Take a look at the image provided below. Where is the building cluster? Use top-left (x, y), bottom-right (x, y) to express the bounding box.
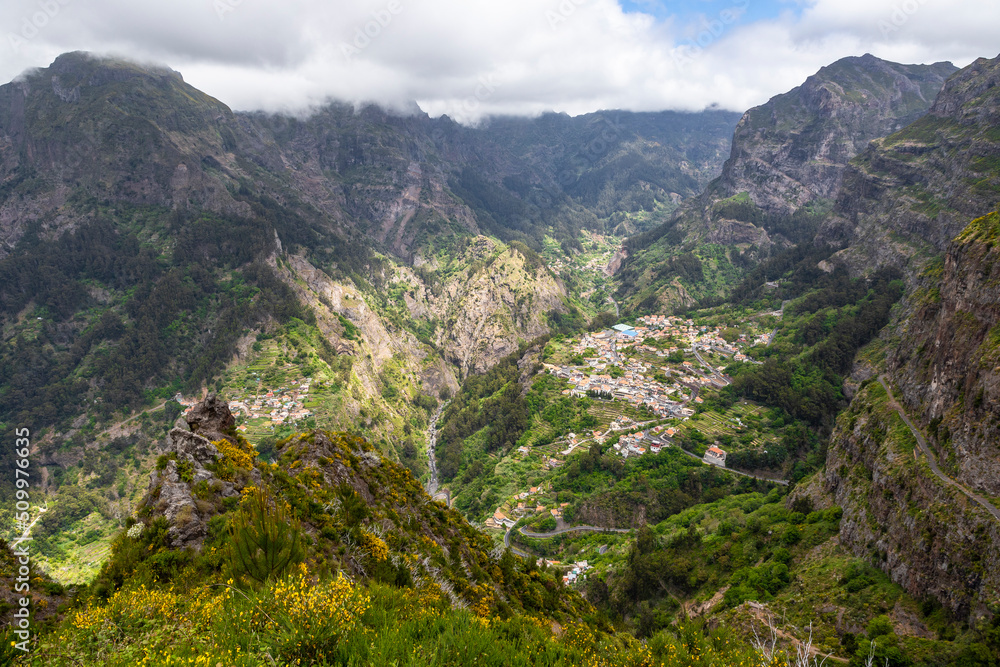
top-left (547, 559), bottom-right (589, 585)
top-left (227, 378), bottom-right (315, 427)
top-left (484, 484), bottom-right (556, 529)
top-left (610, 424), bottom-right (682, 459)
top-left (637, 315), bottom-right (763, 362)
top-left (549, 317), bottom-right (766, 421)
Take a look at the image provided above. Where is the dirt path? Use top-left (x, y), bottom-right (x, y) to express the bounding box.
top-left (93, 401), bottom-right (168, 442)
top-left (878, 376), bottom-right (1000, 524)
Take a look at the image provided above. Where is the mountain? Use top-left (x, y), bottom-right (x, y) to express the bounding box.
top-left (820, 55), bottom-right (1000, 273)
top-left (0, 51), bottom-right (739, 582)
top-left (614, 55), bottom-right (957, 311)
top-left (5, 48), bottom-right (1000, 666)
top-left (815, 54), bottom-right (1000, 620)
top-left (0, 51), bottom-right (739, 433)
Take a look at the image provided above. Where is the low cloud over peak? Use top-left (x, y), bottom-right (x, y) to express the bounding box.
top-left (2, 0), bottom-right (997, 123)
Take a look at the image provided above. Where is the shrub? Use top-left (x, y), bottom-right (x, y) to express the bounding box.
top-left (226, 487), bottom-right (305, 587)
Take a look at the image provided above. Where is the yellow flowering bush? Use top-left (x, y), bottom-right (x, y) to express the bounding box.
top-left (213, 438), bottom-right (255, 470)
top-left (252, 566), bottom-right (371, 664)
top-left (360, 530), bottom-right (389, 562)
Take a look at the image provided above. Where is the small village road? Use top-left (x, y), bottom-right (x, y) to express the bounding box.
top-left (878, 376), bottom-right (1000, 524)
top-left (503, 525), bottom-right (533, 558)
top-left (675, 446), bottom-right (789, 486)
top-left (519, 525), bottom-right (632, 539)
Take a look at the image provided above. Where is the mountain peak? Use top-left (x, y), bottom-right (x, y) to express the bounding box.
top-left (40, 51), bottom-right (184, 87)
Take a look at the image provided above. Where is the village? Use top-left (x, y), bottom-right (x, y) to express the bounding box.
top-left (175, 377), bottom-right (315, 431)
top-left (481, 315), bottom-right (761, 573)
top-left (550, 315), bottom-right (766, 423)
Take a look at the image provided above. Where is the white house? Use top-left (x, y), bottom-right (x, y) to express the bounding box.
top-left (703, 446), bottom-right (727, 467)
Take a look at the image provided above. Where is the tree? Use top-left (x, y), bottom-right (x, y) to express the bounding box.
top-left (227, 487), bottom-right (305, 587)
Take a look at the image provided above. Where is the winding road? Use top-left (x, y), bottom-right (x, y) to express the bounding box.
top-left (503, 523), bottom-right (631, 558)
top-left (691, 346), bottom-right (730, 386)
top-left (503, 525), bottom-right (533, 558)
top-left (673, 445), bottom-right (789, 486)
top-left (878, 375), bottom-right (1000, 524)
top-left (518, 524), bottom-right (632, 539)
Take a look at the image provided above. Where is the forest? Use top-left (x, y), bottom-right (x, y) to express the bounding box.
top-left (0, 208), bottom-right (312, 485)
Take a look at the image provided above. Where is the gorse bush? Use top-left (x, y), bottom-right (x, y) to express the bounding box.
top-left (20, 567), bottom-right (770, 666)
top-left (226, 486), bottom-right (305, 587)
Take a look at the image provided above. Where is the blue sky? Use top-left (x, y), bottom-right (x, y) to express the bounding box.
top-left (618, 0), bottom-right (799, 25)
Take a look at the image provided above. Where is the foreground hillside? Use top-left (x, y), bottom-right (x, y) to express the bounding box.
top-left (3, 397), bottom-right (772, 667)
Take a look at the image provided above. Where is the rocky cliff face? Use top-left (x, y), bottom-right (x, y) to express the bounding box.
top-left (822, 54), bottom-right (1000, 276)
top-left (718, 55), bottom-right (956, 220)
top-left (673, 55), bottom-right (957, 246)
top-left (823, 379), bottom-right (1000, 620)
top-left (882, 212), bottom-right (1000, 498)
top-left (401, 237), bottom-right (567, 376)
top-left (614, 55), bottom-right (955, 312)
top-left (817, 57), bottom-right (1000, 619)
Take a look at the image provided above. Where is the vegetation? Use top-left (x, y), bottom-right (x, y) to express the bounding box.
top-left (226, 486), bottom-right (305, 586)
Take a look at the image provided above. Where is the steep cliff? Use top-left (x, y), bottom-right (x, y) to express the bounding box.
top-left (822, 54), bottom-right (1000, 275)
top-left (615, 55), bottom-right (956, 310)
top-left (883, 212), bottom-right (1000, 497)
top-left (816, 57), bottom-right (1000, 625)
top-left (823, 378), bottom-right (1000, 620)
top-left (677, 54), bottom-right (954, 241)
top-left (717, 55), bottom-right (956, 221)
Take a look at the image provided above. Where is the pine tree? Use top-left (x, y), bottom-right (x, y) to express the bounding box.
top-left (227, 487), bottom-right (305, 587)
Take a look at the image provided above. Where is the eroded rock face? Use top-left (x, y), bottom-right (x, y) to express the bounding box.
top-left (185, 394), bottom-right (236, 445)
top-left (823, 212), bottom-right (1000, 621)
top-left (167, 428), bottom-right (223, 467)
top-left (885, 214), bottom-right (1000, 497)
top-left (823, 380), bottom-right (1000, 621)
top-left (144, 401), bottom-right (243, 549)
top-left (615, 55), bottom-right (956, 311)
top-left (821, 54), bottom-right (1000, 276)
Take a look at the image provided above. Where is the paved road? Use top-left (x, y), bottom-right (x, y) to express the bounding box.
top-left (519, 524), bottom-right (632, 539)
top-left (675, 446), bottom-right (789, 486)
top-left (691, 347), bottom-right (730, 386)
top-left (878, 376), bottom-right (1000, 524)
top-left (503, 525), bottom-right (533, 558)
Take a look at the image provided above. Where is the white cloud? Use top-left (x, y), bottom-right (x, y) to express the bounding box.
top-left (0, 0), bottom-right (997, 122)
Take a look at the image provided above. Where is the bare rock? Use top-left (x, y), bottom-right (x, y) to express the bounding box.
top-left (185, 394), bottom-right (236, 444)
top-left (166, 428), bottom-right (222, 467)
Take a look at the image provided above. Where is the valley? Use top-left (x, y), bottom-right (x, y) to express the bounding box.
top-left (1, 49), bottom-right (999, 667)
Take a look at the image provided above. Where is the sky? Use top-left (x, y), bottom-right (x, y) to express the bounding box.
top-left (1, 0), bottom-right (997, 123)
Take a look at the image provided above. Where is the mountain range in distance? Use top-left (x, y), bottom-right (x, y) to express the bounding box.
top-left (0, 49), bottom-right (999, 667)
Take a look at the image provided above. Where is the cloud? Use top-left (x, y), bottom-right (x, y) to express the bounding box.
top-left (1, 0), bottom-right (997, 122)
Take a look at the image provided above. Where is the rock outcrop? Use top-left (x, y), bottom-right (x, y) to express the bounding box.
top-left (143, 397), bottom-right (247, 549)
top-left (884, 212), bottom-right (1000, 496)
top-left (184, 394), bottom-right (237, 445)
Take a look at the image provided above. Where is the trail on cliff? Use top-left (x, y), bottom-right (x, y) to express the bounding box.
top-left (878, 376), bottom-right (1000, 525)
